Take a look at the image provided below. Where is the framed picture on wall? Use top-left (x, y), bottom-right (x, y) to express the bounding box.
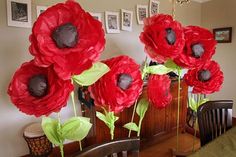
top-left (89, 12), bottom-right (102, 22)
top-left (213, 27), bottom-right (232, 43)
top-left (7, 0), bottom-right (32, 28)
top-left (136, 5), bottom-right (148, 25)
top-left (121, 9), bottom-right (133, 32)
top-left (105, 11), bottom-right (120, 34)
top-left (36, 6), bottom-right (47, 18)
top-left (149, 0), bottom-right (160, 17)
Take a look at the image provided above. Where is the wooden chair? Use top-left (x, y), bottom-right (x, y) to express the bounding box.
top-left (72, 138), bottom-right (140, 157)
top-left (197, 100), bottom-right (233, 146)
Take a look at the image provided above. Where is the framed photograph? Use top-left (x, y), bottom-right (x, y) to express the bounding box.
top-left (105, 11), bottom-right (120, 34)
top-left (149, 0), bottom-right (160, 17)
top-left (121, 9), bottom-right (133, 32)
top-left (89, 12), bottom-right (102, 22)
top-left (37, 6), bottom-right (47, 18)
top-left (136, 5), bottom-right (148, 25)
top-left (213, 27), bottom-right (232, 43)
top-left (7, 0), bottom-right (32, 28)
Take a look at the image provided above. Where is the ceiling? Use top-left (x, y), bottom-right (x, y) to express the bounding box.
top-left (191, 0), bottom-right (212, 3)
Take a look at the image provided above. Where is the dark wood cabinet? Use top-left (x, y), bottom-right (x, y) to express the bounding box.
top-left (83, 80), bottom-right (188, 147)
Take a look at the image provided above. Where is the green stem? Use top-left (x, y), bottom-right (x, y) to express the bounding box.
top-left (71, 91), bottom-right (77, 117)
top-left (137, 118), bottom-right (143, 137)
top-left (59, 144), bottom-right (64, 157)
top-left (128, 100), bottom-right (138, 137)
top-left (110, 127), bottom-right (115, 140)
top-left (79, 141), bottom-right (83, 151)
top-left (176, 68), bottom-right (182, 151)
top-left (57, 113), bottom-right (64, 157)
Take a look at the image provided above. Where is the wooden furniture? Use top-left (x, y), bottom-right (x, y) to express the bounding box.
top-left (72, 138), bottom-right (140, 157)
top-left (83, 80), bottom-right (188, 147)
top-left (189, 127), bottom-right (236, 157)
top-left (197, 100), bottom-right (233, 146)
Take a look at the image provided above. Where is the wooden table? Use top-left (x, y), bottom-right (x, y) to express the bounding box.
top-left (188, 127), bottom-right (236, 157)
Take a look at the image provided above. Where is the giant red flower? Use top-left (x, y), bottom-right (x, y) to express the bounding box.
top-left (147, 74), bottom-right (172, 109)
top-left (184, 61), bottom-right (223, 94)
top-left (30, 0), bottom-right (105, 80)
top-left (174, 26), bottom-right (217, 69)
top-left (89, 55), bottom-right (143, 113)
top-left (8, 61), bottom-right (74, 117)
top-left (140, 14), bottom-right (185, 63)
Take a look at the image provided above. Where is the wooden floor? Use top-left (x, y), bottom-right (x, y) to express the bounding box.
top-left (140, 133), bottom-right (200, 157)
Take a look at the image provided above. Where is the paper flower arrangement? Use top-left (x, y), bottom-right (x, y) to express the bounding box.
top-left (8, 1), bottom-right (108, 156)
top-left (7, 1), bottom-right (224, 156)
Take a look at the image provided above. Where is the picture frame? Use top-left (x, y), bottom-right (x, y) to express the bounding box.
top-left (136, 5), bottom-right (148, 25)
top-left (105, 11), bottom-right (120, 34)
top-left (89, 12), bottom-right (102, 22)
top-left (121, 9), bottom-right (133, 32)
top-left (149, 0), bottom-right (160, 17)
top-left (7, 0), bottom-right (32, 28)
top-left (36, 6), bottom-right (47, 18)
top-left (213, 27), bottom-right (232, 43)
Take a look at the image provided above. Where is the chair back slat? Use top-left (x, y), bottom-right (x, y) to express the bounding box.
top-left (197, 100), bottom-right (233, 146)
top-left (72, 138), bottom-right (140, 157)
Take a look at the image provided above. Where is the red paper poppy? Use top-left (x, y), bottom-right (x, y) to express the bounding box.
top-left (174, 26), bottom-right (217, 69)
top-left (140, 14), bottom-right (185, 63)
top-left (30, 0), bottom-right (105, 80)
top-left (147, 74), bottom-right (172, 109)
top-left (184, 61), bottom-right (223, 94)
top-left (8, 61), bottom-right (74, 117)
top-left (89, 55), bottom-right (143, 113)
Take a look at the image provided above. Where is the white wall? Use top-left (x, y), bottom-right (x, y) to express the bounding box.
top-left (201, 0), bottom-right (236, 117)
top-left (0, 0), bottom-right (201, 156)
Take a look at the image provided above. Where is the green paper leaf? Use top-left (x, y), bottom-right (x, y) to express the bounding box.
top-left (72, 62), bottom-right (110, 86)
top-left (61, 117), bottom-right (92, 141)
top-left (145, 65), bottom-right (173, 75)
top-left (136, 98), bottom-right (149, 119)
top-left (96, 111), bottom-right (109, 126)
top-left (189, 97), bottom-right (198, 112)
top-left (199, 98), bottom-right (209, 106)
top-left (123, 122), bottom-right (139, 132)
top-left (41, 117), bottom-right (61, 146)
top-left (96, 111), bottom-right (119, 129)
top-left (164, 59), bottom-right (180, 71)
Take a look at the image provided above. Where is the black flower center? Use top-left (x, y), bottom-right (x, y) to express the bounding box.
top-left (165, 28), bottom-right (176, 45)
top-left (52, 23), bottom-right (78, 49)
top-left (198, 70), bottom-right (211, 82)
top-left (191, 43), bottom-right (204, 58)
top-left (117, 74), bottom-right (133, 90)
top-left (28, 74), bottom-right (48, 98)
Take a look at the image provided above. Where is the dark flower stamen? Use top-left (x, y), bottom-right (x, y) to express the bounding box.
top-left (191, 43), bottom-right (204, 58)
top-left (117, 74), bottom-right (133, 90)
top-left (165, 28), bottom-right (176, 45)
top-left (198, 70), bottom-right (211, 82)
top-left (28, 74), bottom-right (48, 97)
top-left (52, 23), bottom-right (78, 48)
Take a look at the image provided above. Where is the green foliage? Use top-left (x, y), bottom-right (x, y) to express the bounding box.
top-left (96, 111), bottom-right (119, 130)
top-left (144, 65), bottom-right (173, 75)
top-left (96, 110), bottom-right (119, 140)
top-left (42, 116), bottom-right (92, 146)
top-left (136, 98), bottom-right (149, 119)
top-left (72, 62), bottom-right (110, 86)
top-left (123, 122), bottom-right (139, 132)
top-left (42, 117), bottom-right (62, 146)
top-left (61, 117), bottom-right (92, 141)
top-left (164, 59), bottom-right (180, 71)
top-left (188, 97), bottom-right (209, 112)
